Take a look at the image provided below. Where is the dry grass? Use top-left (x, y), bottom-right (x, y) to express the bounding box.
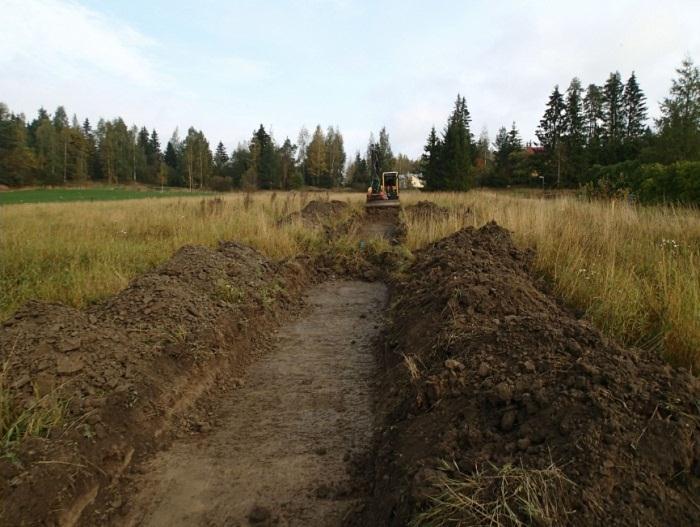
top-left (400, 191), bottom-right (700, 370)
top-left (2, 188), bottom-right (699, 369)
top-left (411, 460), bottom-right (575, 527)
top-left (1, 358), bottom-right (66, 452)
top-left (0, 191), bottom-right (355, 319)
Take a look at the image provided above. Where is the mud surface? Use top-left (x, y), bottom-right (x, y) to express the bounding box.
top-left (356, 223), bottom-right (700, 526)
top-left (359, 207), bottom-right (406, 244)
top-left (118, 281), bottom-right (386, 526)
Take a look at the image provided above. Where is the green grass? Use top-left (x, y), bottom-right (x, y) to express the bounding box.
top-left (0, 187), bottom-right (213, 205)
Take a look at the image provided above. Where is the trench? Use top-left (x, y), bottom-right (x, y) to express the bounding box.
top-left (117, 280), bottom-right (387, 526)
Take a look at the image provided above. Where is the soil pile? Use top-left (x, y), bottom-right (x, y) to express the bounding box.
top-left (357, 222), bottom-right (700, 526)
top-left (280, 199), bottom-right (351, 227)
top-left (0, 242), bottom-right (308, 526)
top-left (404, 200), bottom-right (449, 220)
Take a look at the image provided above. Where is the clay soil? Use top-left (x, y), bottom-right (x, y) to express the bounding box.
top-left (1, 203), bottom-right (699, 527)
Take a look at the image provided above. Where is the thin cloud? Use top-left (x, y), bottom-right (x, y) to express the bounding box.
top-left (0, 0), bottom-right (163, 88)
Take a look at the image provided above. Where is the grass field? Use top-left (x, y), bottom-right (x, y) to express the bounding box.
top-left (2, 190), bottom-right (699, 369)
top-left (0, 187), bottom-right (212, 205)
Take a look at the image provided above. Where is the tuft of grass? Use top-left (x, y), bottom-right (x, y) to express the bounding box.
top-left (1, 361), bottom-right (67, 453)
top-left (412, 460), bottom-right (575, 527)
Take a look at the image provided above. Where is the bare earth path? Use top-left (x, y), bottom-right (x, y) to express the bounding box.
top-left (119, 280), bottom-right (386, 527)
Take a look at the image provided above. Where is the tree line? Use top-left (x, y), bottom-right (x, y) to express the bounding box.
top-left (419, 58), bottom-right (700, 202)
top-left (0, 103), bottom-right (425, 191)
top-left (483, 58), bottom-right (700, 202)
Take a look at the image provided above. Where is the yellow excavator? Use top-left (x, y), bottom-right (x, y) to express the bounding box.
top-left (366, 147), bottom-right (400, 208)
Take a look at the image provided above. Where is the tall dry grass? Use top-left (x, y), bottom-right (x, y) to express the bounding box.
top-left (0, 192), bottom-right (353, 318)
top-left (401, 191), bottom-right (700, 370)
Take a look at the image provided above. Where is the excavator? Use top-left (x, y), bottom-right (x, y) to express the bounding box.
top-left (366, 146), bottom-right (400, 208)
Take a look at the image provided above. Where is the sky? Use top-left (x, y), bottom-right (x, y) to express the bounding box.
top-left (1, 0), bottom-right (699, 158)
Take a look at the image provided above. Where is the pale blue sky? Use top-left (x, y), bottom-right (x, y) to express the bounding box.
top-left (2, 0), bottom-right (699, 157)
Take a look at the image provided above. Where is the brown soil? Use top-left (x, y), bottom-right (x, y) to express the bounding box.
top-left (280, 199), bottom-right (351, 227)
top-left (114, 281), bottom-right (386, 526)
top-left (353, 222), bottom-right (700, 526)
top-left (3, 205), bottom-right (699, 527)
top-left (404, 200), bottom-right (450, 220)
top-left (359, 207), bottom-right (407, 245)
top-left (0, 242), bottom-right (308, 526)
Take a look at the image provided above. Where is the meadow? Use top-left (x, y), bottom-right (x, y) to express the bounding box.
top-left (1, 190), bottom-right (698, 369)
top-left (0, 186), bottom-right (212, 205)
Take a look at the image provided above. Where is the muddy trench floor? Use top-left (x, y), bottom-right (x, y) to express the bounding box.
top-left (116, 280), bottom-right (387, 527)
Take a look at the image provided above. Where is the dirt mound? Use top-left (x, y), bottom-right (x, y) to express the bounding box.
top-left (404, 200), bottom-right (449, 220)
top-left (0, 242), bottom-right (308, 526)
top-left (280, 199), bottom-right (350, 226)
top-left (355, 223), bottom-right (700, 526)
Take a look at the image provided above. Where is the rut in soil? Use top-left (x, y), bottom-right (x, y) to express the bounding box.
top-left (118, 280), bottom-right (386, 526)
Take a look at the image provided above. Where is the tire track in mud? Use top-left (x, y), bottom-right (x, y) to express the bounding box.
top-left (118, 280), bottom-right (386, 526)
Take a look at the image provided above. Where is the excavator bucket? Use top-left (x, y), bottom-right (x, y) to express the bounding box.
top-left (365, 199), bottom-right (400, 208)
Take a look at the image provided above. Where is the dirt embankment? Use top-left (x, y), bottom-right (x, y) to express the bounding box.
top-left (0, 242), bottom-right (309, 526)
top-left (355, 222), bottom-right (700, 526)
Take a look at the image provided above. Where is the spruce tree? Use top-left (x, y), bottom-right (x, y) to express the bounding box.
top-left (441, 94), bottom-right (473, 190)
top-left (602, 71), bottom-right (625, 162)
top-left (421, 126), bottom-right (442, 190)
top-left (536, 85), bottom-right (565, 186)
top-left (252, 125), bottom-right (277, 189)
top-left (583, 84), bottom-right (604, 164)
top-left (657, 57), bottom-right (700, 162)
top-left (562, 78), bottom-right (586, 185)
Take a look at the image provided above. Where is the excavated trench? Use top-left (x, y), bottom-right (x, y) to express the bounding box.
top-left (1, 201), bottom-right (698, 527)
top-left (116, 281), bottom-right (386, 526)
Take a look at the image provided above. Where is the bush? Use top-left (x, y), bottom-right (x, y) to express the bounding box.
top-left (210, 175), bottom-right (232, 192)
top-left (584, 161), bottom-right (700, 204)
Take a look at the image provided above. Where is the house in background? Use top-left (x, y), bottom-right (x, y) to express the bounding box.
top-left (399, 173), bottom-right (424, 189)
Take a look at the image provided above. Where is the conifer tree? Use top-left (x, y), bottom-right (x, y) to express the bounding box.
top-left (657, 57), bottom-right (700, 162)
top-left (213, 141), bottom-right (229, 176)
top-left (536, 85), bottom-right (565, 185)
top-left (421, 126), bottom-right (443, 190)
top-left (441, 94), bottom-right (473, 190)
top-left (602, 71), bottom-right (625, 162)
top-left (562, 78), bottom-right (586, 185)
top-left (583, 84), bottom-right (604, 164)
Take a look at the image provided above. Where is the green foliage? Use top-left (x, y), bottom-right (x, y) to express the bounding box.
top-left (583, 160), bottom-right (700, 203)
top-left (656, 58), bottom-right (700, 163)
top-left (422, 95), bottom-right (473, 190)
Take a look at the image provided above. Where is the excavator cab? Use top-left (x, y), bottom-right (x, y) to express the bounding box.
top-left (366, 171), bottom-right (400, 208)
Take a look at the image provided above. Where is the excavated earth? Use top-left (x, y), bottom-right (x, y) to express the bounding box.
top-left (352, 222), bottom-right (700, 526)
top-left (1, 202), bottom-right (699, 527)
top-left (0, 242), bottom-right (309, 526)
